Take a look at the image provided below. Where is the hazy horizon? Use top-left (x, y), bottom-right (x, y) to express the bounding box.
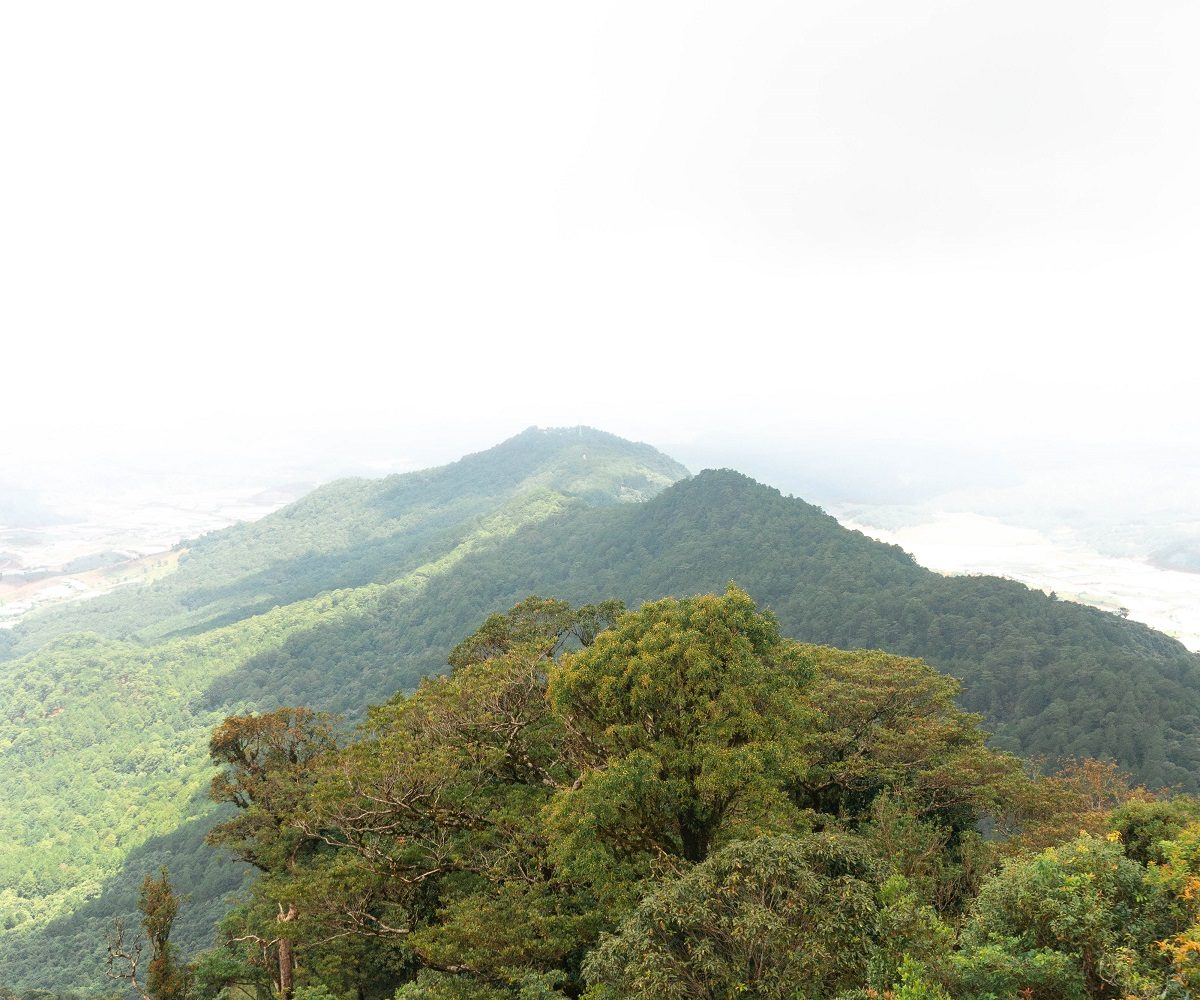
top-left (6, 423), bottom-right (1200, 652)
top-left (4, 1), bottom-right (1198, 633)
top-left (4, 1), bottom-right (1197, 498)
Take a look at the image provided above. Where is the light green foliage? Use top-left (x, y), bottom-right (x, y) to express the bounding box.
top-left (0, 431), bottom-right (683, 991)
top-left (548, 587), bottom-right (815, 866)
top-left (0, 616), bottom-right (300, 932)
top-left (867, 876), bottom-right (954, 991)
top-left (952, 943), bottom-right (1090, 1000)
top-left (1108, 796), bottom-right (1200, 866)
top-left (957, 834), bottom-right (1174, 999)
top-left (888, 960), bottom-right (954, 1000)
top-left (1143, 820), bottom-right (1200, 990)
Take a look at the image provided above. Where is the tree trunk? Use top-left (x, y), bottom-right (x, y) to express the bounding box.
top-left (277, 903), bottom-right (297, 1000)
top-left (679, 814), bottom-right (712, 863)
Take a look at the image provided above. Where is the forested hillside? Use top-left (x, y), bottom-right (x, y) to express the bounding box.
top-left (4, 430), bottom-right (1200, 993)
top-left (205, 468), bottom-right (1200, 780)
top-left (0, 429), bottom-right (687, 988)
top-left (0, 428), bottom-right (686, 659)
top-left (16, 590), bottom-right (1200, 1000)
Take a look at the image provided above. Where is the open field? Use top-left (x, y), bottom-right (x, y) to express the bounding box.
top-left (0, 547), bottom-right (184, 627)
top-left (0, 483), bottom-right (301, 628)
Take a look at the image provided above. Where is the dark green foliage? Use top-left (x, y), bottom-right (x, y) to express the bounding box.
top-left (239, 592), bottom-right (1034, 999)
top-left (196, 469), bottom-right (1200, 792)
top-left (6, 590), bottom-right (1200, 999)
top-left (180, 591), bottom-right (1200, 1000)
top-left (581, 834), bottom-right (880, 1000)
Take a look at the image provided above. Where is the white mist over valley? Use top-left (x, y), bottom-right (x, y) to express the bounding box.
top-left (838, 509), bottom-right (1200, 652)
top-left (0, 481), bottom-right (300, 627)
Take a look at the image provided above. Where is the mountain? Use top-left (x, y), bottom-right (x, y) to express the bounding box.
top-left (4, 429), bottom-right (1200, 992)
top-left (0, 427), bottom-right (687, 660)
top-left (0, 428), bottom-right (687, 988)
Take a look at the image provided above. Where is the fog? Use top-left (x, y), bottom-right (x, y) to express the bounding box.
top-left (3, 2), bottom-right (1198, 596)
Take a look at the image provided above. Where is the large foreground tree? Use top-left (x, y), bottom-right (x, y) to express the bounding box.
top-left (231, 588), bottom-right (1039, 997)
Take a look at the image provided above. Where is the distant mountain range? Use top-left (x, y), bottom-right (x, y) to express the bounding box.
top-left (4, 427), bottom-right (1199, 991)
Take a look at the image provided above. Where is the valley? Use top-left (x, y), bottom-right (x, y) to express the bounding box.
top-left (0, 484), bottom-right (303, 629)
top-left (838, 508), bottom-right (1200, 652)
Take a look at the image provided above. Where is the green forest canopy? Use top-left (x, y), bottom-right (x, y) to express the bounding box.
top-left (4, 429), bottom-right (1200, 993)
top-left (16, 589), bottom-right (1200, 1000)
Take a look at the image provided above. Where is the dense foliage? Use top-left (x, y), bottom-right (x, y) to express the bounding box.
top-left (5, 431), bottom-right (1200, 994)
top-left (10, 589), bottom-right (1198, 1000)
top-left (186, 468), bottom-right (1200, 786)
top-left (195, 590), bottom-right (1046, 999)
top-left (0, 431), bottom-right (685, 982)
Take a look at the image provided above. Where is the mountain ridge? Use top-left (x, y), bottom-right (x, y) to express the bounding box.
top-left (0, 426), bottom-right (687, 659)
top-left (4, 433), bottom-right (1200, 991)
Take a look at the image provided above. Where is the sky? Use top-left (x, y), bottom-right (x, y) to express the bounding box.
top-left (3, 1), bottom-right (1198, 493)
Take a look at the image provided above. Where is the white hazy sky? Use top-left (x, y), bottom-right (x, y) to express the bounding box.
top-left (3, 1), bottom-right (1198, 486)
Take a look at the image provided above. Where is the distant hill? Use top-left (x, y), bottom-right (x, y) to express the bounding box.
top-left (201, 467), bottom-right (1199, 777)
top-left (0, 427), bottom-right (687, 659)
top-left (4, 431), bottom-right (1200, 992)
top-left (0, 484), bottom-right (62, 530)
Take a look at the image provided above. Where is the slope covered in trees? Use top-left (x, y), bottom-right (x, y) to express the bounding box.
top-left (4, 430), bottom-right (1200, 992)
top-left (202, 467), bottom-right (1200, 783)
top-left (18, 591), bottom-right (1200, 1000)
top-left (0, 428), bottom-right (686, 659)
top-left (0, 429), bottom-right (687, 986)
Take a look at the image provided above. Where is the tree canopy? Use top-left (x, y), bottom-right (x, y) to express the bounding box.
top-left (6, 437), bottom-right (1200, 992)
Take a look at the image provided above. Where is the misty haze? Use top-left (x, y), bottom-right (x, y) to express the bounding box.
top-left (3, 2), bottom-right (1199, 998)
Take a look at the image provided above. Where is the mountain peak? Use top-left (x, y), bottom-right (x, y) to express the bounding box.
top-left (447, 426), bottom-right (690, 504)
